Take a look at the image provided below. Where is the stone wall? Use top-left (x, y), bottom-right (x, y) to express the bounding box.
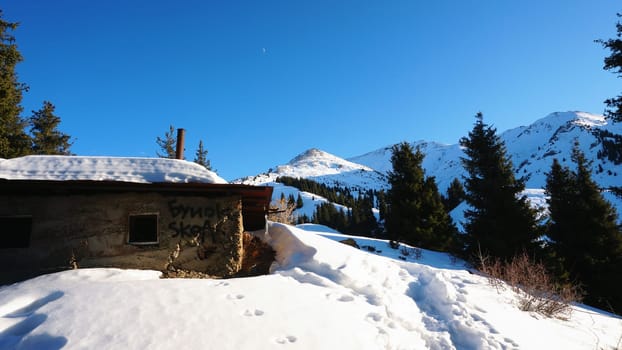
top-left (0, 192), bottom-right (245, 282)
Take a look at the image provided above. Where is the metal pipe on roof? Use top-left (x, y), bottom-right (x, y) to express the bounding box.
top-left (176, 128), bottom-right (185, 160)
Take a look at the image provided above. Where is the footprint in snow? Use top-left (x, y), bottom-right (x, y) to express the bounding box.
top-left (325, 293), bottom-right (355, 302)
top-left (504, 337), bottom-right (520, 348)
top-left (274, 335), bottom-right (297, 344)
top-left (226, 294), bottom-right (245, 300)
top-left (243, 309), bottom-right (264, 317)
top-left (365, 312), bottom-right (383, 323)
top-left (338, 295), bottom-right (354, 302)
top-left (471, 313), bottom-right (500, 334)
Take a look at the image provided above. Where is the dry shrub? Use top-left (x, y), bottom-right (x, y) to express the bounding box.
top-left (237, 232), bottom-right (276, 277)
top-left (268, 198), bottom-right (296, 224)
top-left (476, 251), bottom-right (505, 293)
top-left (400, 246), bottom-right (411, 256)
top-left (413, 247), bottom-right (423, 260)
top-left (399, 246), bottom-right (423, 260)
top-left (476, 250), bottom-right (581, 319)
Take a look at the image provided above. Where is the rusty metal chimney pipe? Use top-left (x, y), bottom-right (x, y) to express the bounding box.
top-left (176, 128), bottom-right (185, 160)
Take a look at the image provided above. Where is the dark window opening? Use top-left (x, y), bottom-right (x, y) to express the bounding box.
top-left (129, 214), bottom-right (158, 245)
top-left (0, 216), bottom-right (32, 248)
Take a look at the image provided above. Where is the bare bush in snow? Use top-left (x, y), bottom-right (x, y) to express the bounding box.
top-left (476, 250), bottom-right (581, 319)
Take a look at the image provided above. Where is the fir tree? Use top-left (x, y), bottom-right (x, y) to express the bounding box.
top-left (442, 178), bottom-right (466, 212)
top-left (29, 101), bottom-right (73, 155)
top-left (296, 214), bottom-right (311, 225)
top-left (287, 194), bottom-right (296, 207)
top-left (386, 142), bottom-right (457, 252)
top-left (193, 139), bottom-right (211, 170)
top-left (376, 190), bottom-right (387, 223)
top-left (460, 113), bottom-right (541, 261)
top-left (545, 144), bottom-right (622, 312)
top-left (156, 125), bottom-right (176, 159)
top-left (349, 192), bottom-right (377, 235)
top-left (596, 13), bottom-right (622, 122)
top-left (0, 12), bottom-right (30, 158)
top-left (296, 193), bottom-right (304, 209)
top-left (544, 159), bottom-right (575, 265)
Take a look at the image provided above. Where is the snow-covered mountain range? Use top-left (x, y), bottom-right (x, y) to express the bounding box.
top-left (238, 111), bottom-right (622, 220)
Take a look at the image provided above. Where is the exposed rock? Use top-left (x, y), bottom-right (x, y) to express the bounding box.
top-left (235, 232), bottom-right (276, 277)
top-left (339, 238), bottom-right (360, 249)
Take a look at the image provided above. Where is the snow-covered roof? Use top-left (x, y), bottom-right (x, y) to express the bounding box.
top-left (0, 155), bottom-right (227, 184)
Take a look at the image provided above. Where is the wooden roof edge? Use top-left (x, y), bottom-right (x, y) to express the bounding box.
top-left (0, 178), bottom-right (269, 188)
top-left (0, 179), bottom-right (273, 203)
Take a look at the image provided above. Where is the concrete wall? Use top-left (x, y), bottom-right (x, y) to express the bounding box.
top-left (0, 192), bottom-right (245, 282)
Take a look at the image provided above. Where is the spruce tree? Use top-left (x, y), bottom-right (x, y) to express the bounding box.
top-left (30, 101), bottom-right (73, 155)
top-left (376, 190), bottom-right (387, 223)
top-left (442, 178), bottom-right (466, 212)
top-left (386, 142), bottom-right (457, 251)
top-left (156, 125), bottom-right (176, 158)
top-left (360, 192), bottom-right (378, 235)
top-left (193, 139), bottom-right (211, 170)
top-left (287, 194), bottom-right (296, 207)
top-left (296, 193), bottom-right (304, 209)
top-left (349, 193), bottom-right (377, 236)
top-left (544, 159), bottom-right (576, 274)
top-left (545, 144), bottom-right (622, 312)
top-left (460, 113), bottom-right (541, 261)
top-left (596, 13), bottom-right (622, 122)
top-left (0, 11), bottom-right (30, 158)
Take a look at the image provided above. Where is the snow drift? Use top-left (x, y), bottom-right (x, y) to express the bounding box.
top-left (0, 223), bottom-right (619, 349)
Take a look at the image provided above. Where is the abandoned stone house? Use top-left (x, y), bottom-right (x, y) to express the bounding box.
top-left (0, 155), bottom-right (273, 283)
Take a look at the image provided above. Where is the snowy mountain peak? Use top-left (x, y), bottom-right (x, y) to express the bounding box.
top-left (285, 148), bottom-right (373, 173)
top-left (509, 111), bottom-right (607, 137)
top-left (269, 148), bottom-right (388, 190)
top-left (288, 148), bottom-right (340, 166)
top-left (543, 111), bottom-right (606, 128)
top-left (235, 148), bottom-right (387, 192)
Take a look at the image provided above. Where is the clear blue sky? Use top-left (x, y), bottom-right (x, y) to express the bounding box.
top-left (2, 1), bottom-right (620, 180)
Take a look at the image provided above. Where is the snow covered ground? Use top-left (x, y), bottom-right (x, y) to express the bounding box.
top-left (1, 223), bottom-right (620, 350)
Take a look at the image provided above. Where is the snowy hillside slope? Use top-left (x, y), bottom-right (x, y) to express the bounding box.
top-left (0, 223), bottom-right (620, 349)
top-left (348, 141), bottom-right (465, 194)
top-left (237, 148), bottom-right (387, 191)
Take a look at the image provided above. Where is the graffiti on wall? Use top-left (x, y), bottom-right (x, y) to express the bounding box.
top-left (167, 199), bottom-right (231, 243)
